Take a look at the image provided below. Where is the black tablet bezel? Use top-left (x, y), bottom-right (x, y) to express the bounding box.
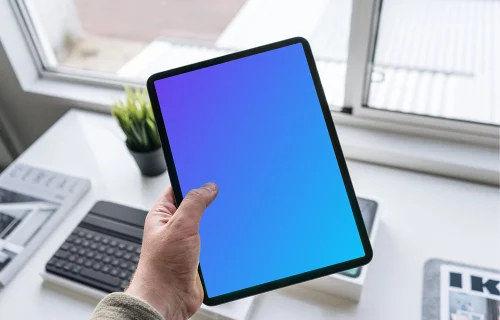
top-left (147, 37), bottom-right (373, 306)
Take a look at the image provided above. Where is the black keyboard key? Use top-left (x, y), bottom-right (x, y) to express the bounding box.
top-left (120, 280), bottom-right (128, 290)
top-left (46, 218), bottom-right (145, 294)
top-left (55, 250), bottom-right (70, 260)
top-left (47, 264), bottom-right (117, 293)
top-left (80, 268), bottom-right (120, 287)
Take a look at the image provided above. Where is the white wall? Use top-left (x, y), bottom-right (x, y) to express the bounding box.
top-left (0, 142), bottom-right (12, 169)
top-left (0, 40), bottom-right (70, 167)
top-left (0, 96), bottom-right (14, 168)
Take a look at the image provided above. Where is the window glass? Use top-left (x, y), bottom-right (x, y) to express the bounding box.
top-left (366, 0), bottom-right (499, 125)
top-left (23, 0), bottom-right (353, 107)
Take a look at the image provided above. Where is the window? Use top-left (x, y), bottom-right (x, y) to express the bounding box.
top-left (366, 0), bottom-right (499, 125)
top-left (11, 0), bottom-right (500, 131)
top-left (17, 0), bottom-right (353, 107)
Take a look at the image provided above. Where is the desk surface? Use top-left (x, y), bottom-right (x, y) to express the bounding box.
top-left (1, 110), bottom-right (498, 320)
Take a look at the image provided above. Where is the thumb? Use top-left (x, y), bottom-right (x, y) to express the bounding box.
top-left (171, 182), bottom-right (218, 233)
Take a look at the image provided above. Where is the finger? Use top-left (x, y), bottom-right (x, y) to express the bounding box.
top-left (195, 273), bottom-right (204, 302)
top-left (173, 182), bottom-right (218, 231)
top-left (147, 186), bottom-right (177, 226)
top-left (156, 186), bottom-right (177, 213)
top-left (157, 185), bottom-right (176, 206)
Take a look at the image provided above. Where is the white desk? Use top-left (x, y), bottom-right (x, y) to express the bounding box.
top-left (1, 109), bottom-right (498, 319)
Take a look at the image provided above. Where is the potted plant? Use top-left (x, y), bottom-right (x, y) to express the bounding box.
top-left (112, 87), bottom-right (167, 177)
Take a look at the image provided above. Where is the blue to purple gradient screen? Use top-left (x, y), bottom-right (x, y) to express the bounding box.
top-left (154, 43), bottom-right (365, 298)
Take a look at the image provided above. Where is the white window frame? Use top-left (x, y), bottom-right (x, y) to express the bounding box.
top-left (2, 0), bottom-right (499, 185)
top-left (10, 0), bottom-right (500, 147)
top-left (10, 0), bottom-right (500, 145)
top-left (344, 0), bottom-right (499, 145)
top-left (11, 0), bottom-right (143, 88)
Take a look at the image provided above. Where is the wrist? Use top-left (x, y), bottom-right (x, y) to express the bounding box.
top-left (126, 270), bottom-right (186, 320)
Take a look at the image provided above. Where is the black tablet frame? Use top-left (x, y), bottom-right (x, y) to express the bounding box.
top-left (147, 37), bottom-right (373, 306)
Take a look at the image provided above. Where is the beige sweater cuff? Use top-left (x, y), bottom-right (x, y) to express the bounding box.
top-left (91, 292), bottom-right (164, 320)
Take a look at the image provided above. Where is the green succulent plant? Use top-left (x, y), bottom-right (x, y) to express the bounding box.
top-left (112, 87), bottom-right (161, 153)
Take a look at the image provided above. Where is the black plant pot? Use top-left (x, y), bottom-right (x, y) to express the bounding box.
top-left (129, 147), bottom-right (167, 177)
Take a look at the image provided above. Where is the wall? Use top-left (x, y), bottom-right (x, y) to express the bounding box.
top-left (0, 97), bottom-right (14, 168)
top-left (0, 141), bottom-right (12, 169)
top-left (0, 41), bottom-right (70, 167)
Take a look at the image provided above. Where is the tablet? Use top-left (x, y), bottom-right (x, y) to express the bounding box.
top-left (147, 37), bottom-right (372, 306)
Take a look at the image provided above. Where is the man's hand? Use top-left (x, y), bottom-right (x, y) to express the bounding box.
top-left (126, 183), bottom-right (218, 320)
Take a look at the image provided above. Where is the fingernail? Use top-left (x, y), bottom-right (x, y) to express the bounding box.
top-left (201, 182), bottom-right (217, 193)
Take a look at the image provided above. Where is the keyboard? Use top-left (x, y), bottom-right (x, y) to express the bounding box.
top-left (46, 201), bottom-right (146, 293)
top-left (46, 198), bottom-right (377, 292)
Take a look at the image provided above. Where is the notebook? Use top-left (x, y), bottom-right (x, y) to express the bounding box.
top-left (0, 163), bottom-right (90, 286)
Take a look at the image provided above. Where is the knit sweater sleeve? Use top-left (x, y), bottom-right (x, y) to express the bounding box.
top-left (91, 292), bottom-right (164, 320)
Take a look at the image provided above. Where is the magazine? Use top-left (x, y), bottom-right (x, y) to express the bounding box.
top-left (0, 163), bottom-right (90, 286)
top-left (440, 264), bottom-right (500, 320)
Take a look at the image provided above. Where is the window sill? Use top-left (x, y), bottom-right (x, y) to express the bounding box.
top-left (1, 0), bottom-right (497, 185)
top-left (26, 77), bottom-right (124, 112)
top-left (23, 77), bottom-right (500, 187)
top-left (333, 121), bottom-right (499, 186)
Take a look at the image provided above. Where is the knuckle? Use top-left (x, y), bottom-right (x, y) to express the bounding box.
top-left (184, 189), bottom-right (206, 205)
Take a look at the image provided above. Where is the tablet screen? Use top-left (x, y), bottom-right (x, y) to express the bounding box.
top-left (151, 40), bottom-right (368, 302)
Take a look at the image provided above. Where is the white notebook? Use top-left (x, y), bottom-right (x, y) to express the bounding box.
top-left (0, 163), bottom-right (90, 286)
